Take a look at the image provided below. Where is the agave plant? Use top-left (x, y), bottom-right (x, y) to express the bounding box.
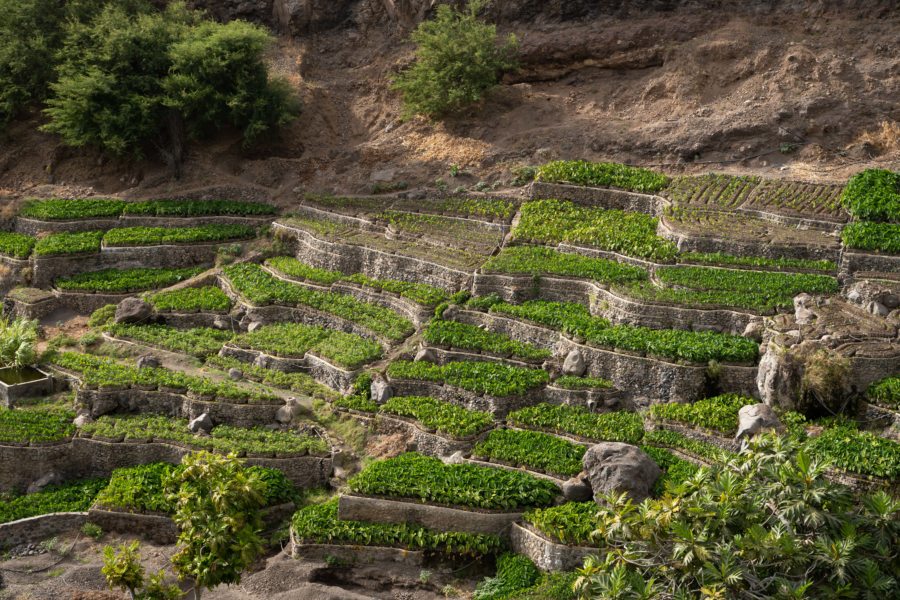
top-left (0, 317), bottom-right (38, 368)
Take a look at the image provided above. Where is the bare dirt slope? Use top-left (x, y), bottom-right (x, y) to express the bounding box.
top-left (0, 1), bottom-right (898, 203)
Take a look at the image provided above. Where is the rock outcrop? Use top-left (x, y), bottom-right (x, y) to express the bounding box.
top-left (582, 442), bottom-right (661, 502)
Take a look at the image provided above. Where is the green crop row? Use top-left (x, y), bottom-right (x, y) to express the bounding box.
top-left (678, 252), bottom-right (836, 273)
top-left (513, 200), bottom-right (677, 262)
top-left (648, 394), bottom-right (755, 435)
top-left (80, 414), bottom-right (328, 457)
top-left (102, 224), bottom-right (256, 247)
top-left (233, 322), bottom-right (382, 370)
top-left (204, 355), bottom-right (337, 401)
top-left (94, 462), bottom-right (295, 515)
top-left (34, 230), bottom-right (104, 256)
top-left (488, 300), bottom-right (759, 364)
top-left (223, 263), bottom-right (414, 341)
top-left (481, 246), bottom-right (648, 285)
top-left (20, 198), bottom-right (275, 220)
top-left (348, 452), bottom-right (558, 510)
top-left (472, 428), bottom-right (585, 478)
top-left (387, 360), bottom-right (550, 397)
top-left (0, 404), bottom-right (76, 444)
top-left (147, 286), bottom-right (232, 312)
top-left (1, 478), bottom-right (108, 525)
top-left (332, 394), bottom-right (379, 412)
top-left (291, 499), bottom-right (504, 557)
top-left (841, 169), bottom-right (900, 222)
top-left (642, 429), bottom-right (734, 463)
top-left (266, 256), bottom-right (448, 306)
top-left (424, 319), bottom-right (551, 361)
top-left (552, 375), bottom-right (614, 390)
top-left (507, 403), bottom-right (644, 444)
top-left (381, 396), bottom-right (493, 439)
top-left (535, 160), bottom-right (670, 193)
top-left (805, 424), bottom-right (900, 479)
top-left (55, 266), bottom-right (204, 293)
top-left (51, 352), bottom-right (279, 404)
top-left (0, 232), bottom-right (36, 259)
top-left (867, 376), bottom-right (899, 408)
top-left (523, 501), bottom-right (598, 546)
top-left (841, 221), bottom-right (900, 254)
top-left (106, 323), bottom-right (232, 358)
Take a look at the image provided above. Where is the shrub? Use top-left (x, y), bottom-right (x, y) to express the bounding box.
top-left (481, 246), bottom-right (648, 285)
top-left (805, 423), bottom-right (900, 479)
top-left (643, 428), bottom-right (734, 462)
top-left (868, 376), bottom-right (899, 408)
top-left (89, 304), bottom-right (117, 328)
top-left (147, 286), bottom-right (232, 312)
top-left (391, 0), bottom-right (518, 117)
top-left (841, 168), bottom-right (900, 222)
top-left (507, 404), bottom-right (644, 444)
top-left (56, 266), bottom-right (204, 293)
top-left (523, 501), bottom-right (598, 546)
top-left (0, 317), bottom-right (38, 367)
top-left (380, 396), bottom-right (493, 438)
top-left (34, 230), bottom-right (103, 256)
top-left (292, 499), bottom-right (503, 557)
top-left (387, 360), bottom-right (549, 397)
top-left (349, 452), bottom-right (558, 510)
top-left (423, 319), bottom-right (550, 361)
top-left (204, 354), bottom-right (337, 401)
top-left (474, 553), bottom-right (541, 600)
top-left (648, 393), bottom-right (756, 435)
top-left (535, 160), bottom-right (670, 193)
top-left (841, 221), bottom-right (900, 254)
top-left (93, 462), bottom-right (179, 514)
top-left (122, 199), bottom-right (276, 217)
top-left (472, 428), bottom-right (586, 478)
top-left (0, 232), bottom-right (36, 258)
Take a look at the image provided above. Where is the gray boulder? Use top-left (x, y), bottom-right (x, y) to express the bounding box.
top-left (188, 413), bottom-right (214, 434)
top-left (414, 347), bottom-right (437, 363)
top-left (370, 377), bottom-right (392, 403)
top-left (582, 442), bottom-right (661, 502)
top-left (228, 368), bottom-right (244, 381)
top-left (793, 294), bottom-right (816, 325)
top-left (248, 321), bottom-right (264, 332)
top-left (562, 473), bottom-right (593, 502)
top-left (867, 301), bottom-right (889, 318)
top-left (136, 354), bottom-right (160, 369)
top-left (756, 344), bottom-right (803, 411)
top-left (114, 297), bottom-right (153, 324)
top-left (73, 414), bottom-right (93, 428)
top-left (275, 398), bottom-right (303, 424)
top-left (562, 350), bottom-right (586, 377)
top-left (735, 403), bottom-right (782, 440)
top-left (742, 320), bottom-right (765, 342)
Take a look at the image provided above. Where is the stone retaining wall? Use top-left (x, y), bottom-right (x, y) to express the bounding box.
top-left (543, 385), bottom-right (628, 410)
top-left (387, 379), bottom-right (543, 417)
top-left (0, 437), bottom-right (332, 492)
top-left (15, 215), bottom-right (270, 236)
top-left (0, 513), bottom-right (88, 550)
top-left (274, 222), bottom-right (474, 292)
top-left (290, 530), bottom-right (425, 566)
top-left (510, 522), bottom-right (596, 572)
top-left (372, 414), bottom-right (482, 458)
top-left (841, 251), bottom-right (900, 280)
top-left (338, 494), bottom-right (522, 536)
top-left (220, 344), bottom-right (358, 393)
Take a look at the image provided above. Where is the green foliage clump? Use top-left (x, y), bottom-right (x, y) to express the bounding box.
top-left (42, 2), bottom-right (296, 156)
top-left (204, 354), bottom-right (337, 401)
top-left (643, 428), bottom-right (734, 462)
top-left (380, 396), bottom-right (493, 438)
top-left (102, 224), bottom-right (256, 247)
top-left (0, 317), bottom-right (38, 368)
top-left (89, 304), bottom-right (118, 328)
top-left (868, 376), bottom-right (899, 408)
top-left (535, 160), bottom-right (670, 193)
top-left (223, 263), bottom-right (414, 341)
top-left (553, 375), bottom-right (614, 390)
top-left (679, 251), bottom-right (836, 273)
top-left (641, 445), bottom-right (701, 495)
top-left (233, 322), bottom-right (383, 369)
top-left (387, 360), bottom-right (549, 397)
top-left (841, 168), bottom-right (900, 222)
top-left (841, 221), bottom-right (900, 254)
top-left (122, 199), bottom-right (276, 217)
top-left (482, 246), bottom-right (648, 285)
top-left (94, 462), bottom-right (178, 513)
top-left (20, 198), bottom-right (127, 220)
top-left (474, 553), bottom-right (541, 600)
top-left (506, 572), bottom-right (577, 600)
top-left (34, 230), bottom-right (104, 256)
top-left (391, 0), bottom-right (518, 117)
top-left (648, 393), bottom-right (756, 435)
top-left (512, 199), bottom-right (677, 261)
top-left (805, 423), bottom-right (900, 479)
top-left (0, 403), bottom-right (76, 443)
top-left (0, 478), bottom-right (108, 524)
top-left (424, 319), bottom-right (550, 361)
top-left (292, 498), bottom-right (504, 557)
top-left (106, 323), bottom-right (231, 358)
top-left (472, 428), bottom-right (586, 478)
top-left (56, 266), bottom-right (203, 293)
top-left (0, 232), bottom-right (36, 258)
top-left (332, 394), bottom-right (378, 413)
top-left (507, 404), bottom-right (644, 444)
top-left (572, 436), bottom-right (900, 599)
top-left (524, 502), bottom-right (598, 546)
top-left (349, 452), bottom-right (558, 510)
top-left (147, 286), bottom-right (232, 312)
top-left (487, 300), bottom-right (759, 364)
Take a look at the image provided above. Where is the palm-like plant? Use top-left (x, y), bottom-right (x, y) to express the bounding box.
top-left (0, 317), bottom-right (37, 368)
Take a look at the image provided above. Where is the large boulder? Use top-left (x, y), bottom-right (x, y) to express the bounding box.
top-left (735, 403), bottom-right (781, 440)
top-left (414, 347), bottom-right (436, 363)
top-left (188, 413), bottom-right (214, 434)
top-left (756, 343), bottom-right (803, 411)
top-left (370, 377), bottom-right (392, 403)
top-left (562, 349), bottom-right (586, 377)
top-left (114, 297), bottom-right (153, 324)
top-left (757, 340), bottom-right (851, 415)
top-left (582, 442), bottom-right (661, 502)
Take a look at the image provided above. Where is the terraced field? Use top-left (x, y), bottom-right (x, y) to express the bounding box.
top-left (1, 169), bottom-right (898, 599)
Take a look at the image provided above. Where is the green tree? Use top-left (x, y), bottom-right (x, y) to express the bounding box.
top-left (392, 0), bottom-right (518, 118)
top-left (102, 542), bottom-right (145, 600)
top-left (42, 2), bottom-right (297, 173)
top-left (165, 452), bottom-right (267, 600)
top-left (574, 435), bottom-right (900, 599)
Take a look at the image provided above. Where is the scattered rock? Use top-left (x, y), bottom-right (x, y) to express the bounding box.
top-left (742, 320), bottom-right (764, 342)
top-left (136, 354), bottom-right (160, 369)
top-left (213, 316), bottom-right (231, 329)
top-left (845, 280), bottom-right (899, 309)
top-left (562, 473), bottom-right (593, 502)
top-left (582, 442), bottom-right (661, 502)
top-left (27, 472), bottom-right (61, 494)
top-left (562, 349), bottom-right (586, 376)
top-left (248, 321), bottom-right (264, 332)
top-left (793, 293), bottom-right (816, 325)
top-left (867, 301), bottom-right (889, 318)
top-left (228, 368), bottom-right (244, 381)
top-left (114, 297), bottom-right (153, 324)
top-left (443, 451), bottom-right (465, 465)
top-left (370, 377), bottom-right (392, 403)
top-left (188, 413), bottom-right (214, 434)
top-left (73, 414), bottom-right (93, 428)
top-left (735, 403), bottom-right (782, 440)
top-left (414, 347), bottom-right (436, 363)
top-left (275, 397), bottom-right (303, 424)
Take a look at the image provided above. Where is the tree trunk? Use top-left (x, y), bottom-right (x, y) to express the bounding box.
top-left (158, 109), bottom-right (186, 180)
